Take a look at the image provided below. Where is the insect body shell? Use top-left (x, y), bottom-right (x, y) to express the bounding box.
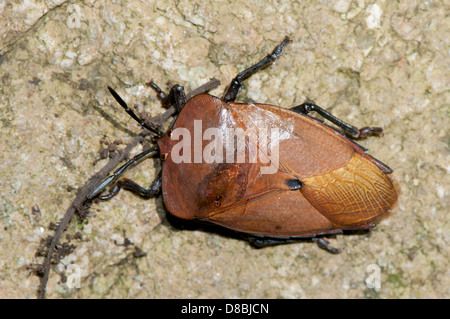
top-left (157, 94), bottom-right (400, 238)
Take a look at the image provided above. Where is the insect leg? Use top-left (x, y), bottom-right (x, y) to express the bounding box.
top-left (312, 238), bottom-right (343, 254)
top-left (147, 81), bottom-right (167, 101)
top-left (223, 36), bottom-right (292, 103)
top-left (108, 87), bottom-right (165, 137)
top-left (88, 147), bottom-right (159, 200)
top-left (148, 82), bottom-right (187, 112)
top-left (248, 235), bottom-right (302, 247)
top-left (290, 102), bottom-right (383, 139)
top-left (99, 171), bottom-right (162, 200)
top-left (247, 232), bottom-right (343, 254)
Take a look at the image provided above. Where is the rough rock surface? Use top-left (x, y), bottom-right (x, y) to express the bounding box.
top-left (0, 0), bottom-right (448, 298)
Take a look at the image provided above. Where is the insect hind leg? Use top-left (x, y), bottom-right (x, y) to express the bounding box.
top-left (290, 102), bottom-right (383, 139)
top-left (247, 233), bottom-right (343, 254)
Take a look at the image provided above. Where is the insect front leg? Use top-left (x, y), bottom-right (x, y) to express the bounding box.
top-left (88, 147), bottom-right (161, 200)
top-left (99, 171), bottom-right (162, 200)
top-left (148, 82), bottom-right (187, 112)
top-left (290, 102), bottom-right (383, 139)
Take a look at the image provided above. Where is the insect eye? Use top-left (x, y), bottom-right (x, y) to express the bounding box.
top-left (167, 129), bottom-right (173, 139)
top-left (161, 153), bottom-right (169, 161)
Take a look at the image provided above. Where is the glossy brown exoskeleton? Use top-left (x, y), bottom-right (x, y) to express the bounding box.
top-left (89, 37), bottom-right (399, 252)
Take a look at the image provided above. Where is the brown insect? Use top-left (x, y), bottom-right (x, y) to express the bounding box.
top-left (89, 36), bottom-right (399, 253)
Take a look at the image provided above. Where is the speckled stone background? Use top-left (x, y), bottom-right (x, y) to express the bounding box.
top-left (0, 0), bottom-right (448, 299)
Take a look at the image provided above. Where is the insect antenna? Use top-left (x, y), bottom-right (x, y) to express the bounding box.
top-left (107, 86), bottom-right (165, 137)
